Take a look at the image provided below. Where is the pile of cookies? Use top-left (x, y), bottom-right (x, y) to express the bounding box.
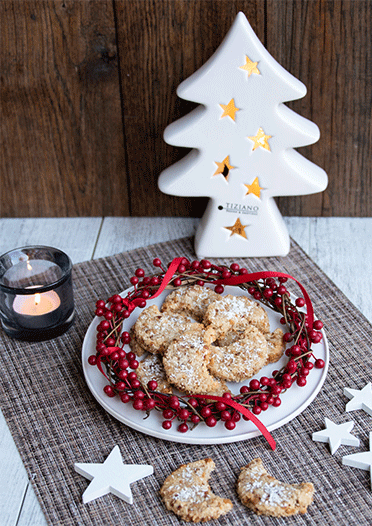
top-left (160, 457), bottom-right (314, 521)
top-left (130, 284), bottom-right (285, 397)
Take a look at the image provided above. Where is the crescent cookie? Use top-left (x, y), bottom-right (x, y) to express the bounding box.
top-left (215, 328), bottom-right (284, 364)
top-left (136, 354), bottom-right (172, 394)
top-left (160, 458), bottom-right (233, 522)
top-left (237, 458), bottom-right (314, 517)
top-left (161, 284), bottom-right (221, 322)
top-left (208, 326), bottom-right (269, 382)
top-left (163, 326), bottom-right (228, 396)
top-left (203, 295), bottom-right (270, 343)
top-left (265, 328), bottom-right (285, 364)
top-left (128, 328), bottom-right (147, 357)
top-left (131, 305), bottom-right (197, 354)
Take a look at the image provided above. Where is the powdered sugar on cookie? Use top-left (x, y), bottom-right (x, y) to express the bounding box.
top-left (161, 284), bottom-right (221, 322)
top-left (129, 285), bottom-right (285, 397)
top-left (131, 305), bottom-right (196, 354)
top-left (203, 295), bottom-right (270, 343)
top-left (237, 458), bottom-right (314, 517)
top-left (136, 354), bottom-right (172, 394)
top-left (160, 458), bottom-right (233, 522)
top-left (209, 326), bottom-right (269, 382)
top-left (163, 326), bottom-right (228, 396)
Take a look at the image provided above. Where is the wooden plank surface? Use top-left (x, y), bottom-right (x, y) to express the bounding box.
top-left (114, 0), bottom-right (265, 216)
top-left (0, 216), bottom-right (371, 525)
top-left (0, 410), bottom-right (30, 526)
top-left (2, 1), bottom-right (370, 218)
top-left (0, 0), bottom-right (128, 217)
top-left (269, 0), bottom-right (372, 217)
top-left (0, 217), bottom-right (102, 263)
top-left (0, 217), bottom-right (102, 526)
top-left (309, 217), bottom-right (372, 321)
top-left (94, 217), bottom-right (199, 258)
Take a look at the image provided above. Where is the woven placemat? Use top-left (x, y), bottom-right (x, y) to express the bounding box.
top-left (1, 236), bottom-right (371, 525)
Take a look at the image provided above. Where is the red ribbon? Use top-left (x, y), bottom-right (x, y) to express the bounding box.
top-left (150, 257), bottom-right (184, 300)
top-left (96, 354), bottom-right (110, 380)
top-left (125, 258), bottom-right (316, 449)
top-left (213, 271), bottom-right (314, 329)
top-left (150, 260), bottom-right (313, 328)
top-left (192, 394), bottom-right (276, 450)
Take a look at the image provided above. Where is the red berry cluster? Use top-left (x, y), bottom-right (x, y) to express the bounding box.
top-left (88, 257), bottom-right (325, 434)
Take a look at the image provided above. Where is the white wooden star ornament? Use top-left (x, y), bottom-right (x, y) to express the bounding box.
top-left (312, 417), bottom-right (360, 454)
top-left (74, 445), bottom-right (154, 504)
top-left (344, 382), bottom-right (372, 416)
top-left (343, 432), bottom-right (372, 490)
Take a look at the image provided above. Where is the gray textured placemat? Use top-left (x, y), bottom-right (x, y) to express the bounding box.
top-left (1, 236), bottom-right (371, 525)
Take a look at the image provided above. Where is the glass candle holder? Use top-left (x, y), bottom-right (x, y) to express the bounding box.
top-left (0, 246), bottom-right (75, 341)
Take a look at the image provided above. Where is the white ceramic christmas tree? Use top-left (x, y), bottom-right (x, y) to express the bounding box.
top-left (158, 12), bottom-right (327, 258)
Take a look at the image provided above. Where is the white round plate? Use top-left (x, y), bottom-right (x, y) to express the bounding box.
top-left (82, 285), bottom-right (329, 444)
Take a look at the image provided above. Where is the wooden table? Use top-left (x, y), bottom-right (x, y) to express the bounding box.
top-left (1, 216), bottom-right (371, 526)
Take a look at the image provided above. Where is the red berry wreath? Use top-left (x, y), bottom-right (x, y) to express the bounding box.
top-left (88, 257), bottom-right (325, 450)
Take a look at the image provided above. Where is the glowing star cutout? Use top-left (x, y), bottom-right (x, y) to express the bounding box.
top-left (214, 156), bottom-right (234, 180)
top-left (220, 99), bottom-right (239, 121)
top-left (158, 12), bottom-right (328, 259)
top-left (224, 217), bottom-right (248, 239)
top-left (342, 432), bottom-right (372, 490)
top-left (312, 418), bottom-right (360, 455)
top-left (248, 127), bottom-right (272, 151)
top-left (244, 177), bottom-right (264, 198)
top-left (239, 55), bottom-right (260, 77)
top-left (74, 445), bottom-right (154, 504)
top-left (344, 382), bottom-right (372, 416)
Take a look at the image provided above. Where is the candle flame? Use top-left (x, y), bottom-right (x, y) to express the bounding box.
top-left (27, 260), bottom-right (32, 271)
top-left (34, 293), bottom-right (41, 306)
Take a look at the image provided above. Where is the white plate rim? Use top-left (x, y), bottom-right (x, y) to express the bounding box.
top-left (82, 285), bottom-right (329, 445)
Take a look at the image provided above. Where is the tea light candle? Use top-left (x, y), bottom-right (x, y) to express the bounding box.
top-left (13, 290), bottom-right (61, 316)
top-left (0, 246), bottom-right (75, 341)
top-left (12, 286), bottom-right (62, 330)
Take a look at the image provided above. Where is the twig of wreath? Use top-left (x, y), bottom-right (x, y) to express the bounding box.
top-left (88, 257), bottom-right (325, 450)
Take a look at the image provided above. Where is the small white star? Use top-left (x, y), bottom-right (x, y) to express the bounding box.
top-left (74, 445), bottom-right (154, 504)
top-left (343, 432), bottom-right (372, 490)
top-left (312, 417), bottom-right (359, 454)
top-left (344, 382), bottom-right (372, 416)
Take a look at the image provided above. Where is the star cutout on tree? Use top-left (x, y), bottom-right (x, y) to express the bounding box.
top-left (312, 417), bottom-right (360, 455)
top-left (244, 177), bottom-right (264, 198)
top-left (344, 382), bottom-right (372, 416)
top-left (239, 55), bottom-right (260, 77)
top-left (343, 432), bottom-right (372, 490)
top-left (220, 98), bottom-right (239, 121)
top-left (214, 156), bottom-right (235, 180)
top-left (224, 217), bottom-right (248, 239)
top-left (74, 445), bottom-right (154, 504)
top-left (248, 127), bottom-right (272, 151)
